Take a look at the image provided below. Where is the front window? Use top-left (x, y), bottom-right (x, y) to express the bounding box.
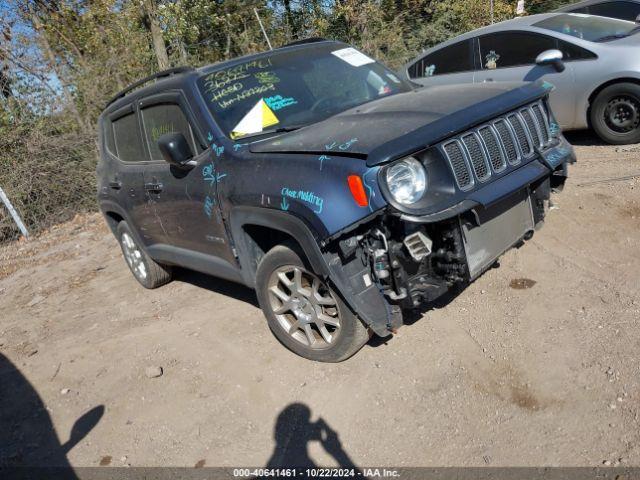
top-left (478, 32), bottom-right (557, 69)
top-left (535, 13), bottom-right (639, 42)
top-left (197, 44), bottom-right (411, 140)
top-left (141, 103), bottom-right (198, 161)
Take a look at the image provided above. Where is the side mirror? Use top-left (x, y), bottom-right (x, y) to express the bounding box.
top-left (636, 14), bottom-right (640, 24)
top-left (536, 49), bottom-right (565, 73)
top-left (158, 132), bottom-right (194, 168)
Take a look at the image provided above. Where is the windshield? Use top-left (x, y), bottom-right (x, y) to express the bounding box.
top-left (535, 13), bottom-right (639, 42)
top-left (197, 44), bottom-right (411, 139)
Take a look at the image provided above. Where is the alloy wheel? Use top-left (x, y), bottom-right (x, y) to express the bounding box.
top-left (267, 266), bottom-right (341, 350)
top-left (121, 232), bottom-right (148, 281)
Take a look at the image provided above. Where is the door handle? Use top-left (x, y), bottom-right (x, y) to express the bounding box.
top-left (145, 182), bottom-right (163, 193)
top-left (483, 78), bottom-right (494, 82)
top-left (108, 180), bottom-right (122, 190)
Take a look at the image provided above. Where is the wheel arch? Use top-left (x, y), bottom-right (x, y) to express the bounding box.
top-left (103, 210), bottom-right (124, 234)
top-left (99, 200), bottom-right (148, 251)
top-left (229, 206), bottom-right (330, 288)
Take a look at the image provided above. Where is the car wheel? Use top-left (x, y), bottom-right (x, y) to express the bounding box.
top-left (255, 243), bottom-right (370, 362)
top-left (591, 82), bottom-right (640, 145)
top-left (116, 221), bottom-right (172, 289)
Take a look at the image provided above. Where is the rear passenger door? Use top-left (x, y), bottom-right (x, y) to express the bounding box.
top-left (472, 31), bottom-right (578, 127)
top-left (138, 93), bottom-right (236, 264)
top-left (406, 40), bottom-right (476, 87)
top-left (104, 104), bottom-right (158, 247)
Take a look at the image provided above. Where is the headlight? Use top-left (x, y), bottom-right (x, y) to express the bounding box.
top-left (385, 157), bottom-right (427, 205)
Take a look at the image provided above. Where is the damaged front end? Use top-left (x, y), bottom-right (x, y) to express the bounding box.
top-left (322, 99), bottom-right (576, 337)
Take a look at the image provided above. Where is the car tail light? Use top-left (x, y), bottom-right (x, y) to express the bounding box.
top-left (347, 175), bottom-right (368, 207)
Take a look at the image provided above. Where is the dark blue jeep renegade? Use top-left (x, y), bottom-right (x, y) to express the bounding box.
top-left (97, 39), bottom-right (575, 362)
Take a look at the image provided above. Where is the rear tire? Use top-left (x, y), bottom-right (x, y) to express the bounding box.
top-left (255, 243), bottom-right (369, 362)
top-left (116, 221), bottom-right (172, 289)
top-left (591, 83), bottom-right (640, 145)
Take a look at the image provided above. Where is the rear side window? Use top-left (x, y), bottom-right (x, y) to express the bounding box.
top-left (113, 113), bottom-right (146, 163)
top-left (588, 1), bottom-right (640, 21)
top-left (408, 40), bottom-right (473, 78)
top-left (478, 32), bottom-right (557, 69)
top-left (141, 103), bottom-right (197, 161)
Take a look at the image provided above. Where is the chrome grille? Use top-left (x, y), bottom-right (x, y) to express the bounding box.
top-left (508, 114), bottom-right (533, 156)
top-left (520, 108), bottom-right (541, 148)
top-left (493, 119), bottom-right (520, 165)
top-left (532, 104), bottom-right (550, 145)
top-left (478, 126), bottom-right (506, 173)
top-left (440, 101), bottom-right (552, 191)
top-left (443, 141), bottom-right (473, 190)
top-left (462, 134), bottom-right (490, 182)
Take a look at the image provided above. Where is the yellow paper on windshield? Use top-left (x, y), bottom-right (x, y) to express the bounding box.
top-left (230, 99), bottom-right (279, 139)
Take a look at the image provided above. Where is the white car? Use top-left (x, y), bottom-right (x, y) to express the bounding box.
top-left (401, 13), bottom-right (640, 144)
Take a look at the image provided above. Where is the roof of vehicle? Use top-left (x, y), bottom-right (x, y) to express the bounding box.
top-left (104, 38), bottom-right (343, 113)
top-left (556, 0), bottom-right (640, 11)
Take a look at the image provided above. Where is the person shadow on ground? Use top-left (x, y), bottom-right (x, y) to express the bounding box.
top-left (265, 403), bottom-right (363, 476)
top-left (0, 352), bottom-right (104, 479)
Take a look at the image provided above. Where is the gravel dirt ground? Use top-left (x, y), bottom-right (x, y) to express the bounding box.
top-left (1, 133), bottom-right (639, 469)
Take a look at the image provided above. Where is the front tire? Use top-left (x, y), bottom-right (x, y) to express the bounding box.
top-left (116, 221), bottom-right (172, 289)
top-left (591, 83), bottom-right (640, 145)
top-left (255, 243), bottom-right (369, 362)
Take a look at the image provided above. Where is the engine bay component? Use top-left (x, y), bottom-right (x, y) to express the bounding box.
top-left (403, 231), bottom-right (433, 261)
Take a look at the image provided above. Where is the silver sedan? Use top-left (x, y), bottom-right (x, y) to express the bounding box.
top-left (401, 13), bottom-right (640, 144)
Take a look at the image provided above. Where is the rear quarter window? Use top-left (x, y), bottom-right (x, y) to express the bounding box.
top-left (558, 40), bottom-right (597, 60)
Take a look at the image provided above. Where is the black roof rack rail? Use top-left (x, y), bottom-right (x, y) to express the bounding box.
top-left (105, 66), bottom-right (195, 108)
top-left (282, 37), bottom-right (329, 48)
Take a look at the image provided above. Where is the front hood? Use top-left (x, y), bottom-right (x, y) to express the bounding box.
top-left (250, 80), bottom-right (552, 166)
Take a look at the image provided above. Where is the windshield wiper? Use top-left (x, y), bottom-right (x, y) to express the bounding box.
top-left (272, 125), bottom-right (305, 133)
top-left (595, 33), bottom-right (629, 42)
top-left (233, 125), bottom-right (305, 140)
top-left (629, 25), bottom-right (640, 35)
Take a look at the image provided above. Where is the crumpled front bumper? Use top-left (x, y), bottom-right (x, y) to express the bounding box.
top-left (326, 137), bottom-right (575, 337)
